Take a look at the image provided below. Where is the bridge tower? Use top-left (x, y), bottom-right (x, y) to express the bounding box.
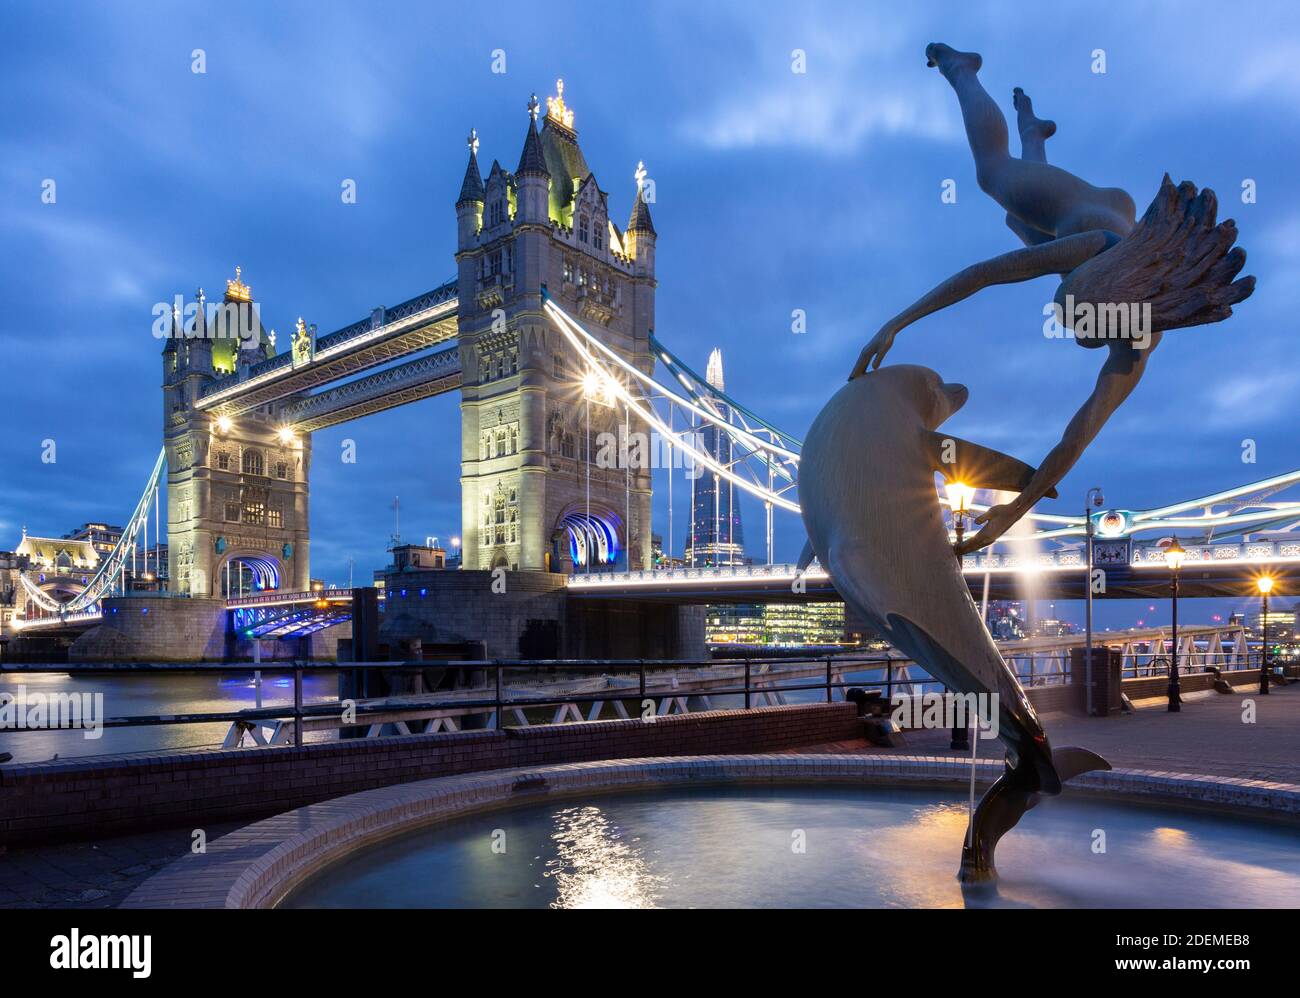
top-left (455, 82), bottom-right (656, 573)
top-left (162, 271), bottom-right (312, 596)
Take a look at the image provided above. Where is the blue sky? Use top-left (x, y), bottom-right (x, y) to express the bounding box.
top-left (2, 1), bottom-right (1296, 628)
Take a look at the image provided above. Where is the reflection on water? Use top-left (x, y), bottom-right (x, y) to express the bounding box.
top-left (545, 806), bottom-right (665, 909)
top-left (281, 785), bottom-right (1300, 909)
top-left (0, 670), bottom-right (338, 762)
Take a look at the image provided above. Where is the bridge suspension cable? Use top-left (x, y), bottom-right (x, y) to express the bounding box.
top-left (19, 448), bottom-right (167, 617)
top-left (543, 295), bottom-right (802, 516)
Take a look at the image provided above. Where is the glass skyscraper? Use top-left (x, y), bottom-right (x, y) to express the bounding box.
top-left (684, 349), bottom-right (746, 567)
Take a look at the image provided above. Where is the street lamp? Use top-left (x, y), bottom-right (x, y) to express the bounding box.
top-left (1163, 537), bottom-right (1186, 713)
top-left (946, 481), bottom-right (975, 751)
top-left (1257, 575), bottom-right (1274, 696)
top-left (1084, 487), bottom-right (1104, 716)
top-left (946, 481), bottom-right (975, 549)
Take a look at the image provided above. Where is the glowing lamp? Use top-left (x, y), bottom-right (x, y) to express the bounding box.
top-left (216, 416), bottom-right (232, 434)
top-left (1163, 538), bottom-right (1186, 572)
top-left (1257, 575), bottom-right (1274, 595)
top-left (947, 481), bottom-right (976, 514)
top-left (278, 427), bottom-right (296, 444)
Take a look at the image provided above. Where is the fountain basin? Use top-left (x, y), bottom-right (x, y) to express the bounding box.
top-left (121, 755), bottom-right (1300, 909)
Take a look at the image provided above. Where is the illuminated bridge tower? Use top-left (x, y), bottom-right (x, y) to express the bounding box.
top-left (162, 270), bottom-right (312, 596)
top-left (455, 82), bottom-right (656, 573)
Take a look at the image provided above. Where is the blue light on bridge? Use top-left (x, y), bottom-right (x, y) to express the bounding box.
top-left (561, 511), bottom-right (621, 568)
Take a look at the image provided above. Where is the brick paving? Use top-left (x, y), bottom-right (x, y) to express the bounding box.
top-left (890, 684), bottom-right (1300, 784)
top-left (0, 821), bottom-right (244, 909)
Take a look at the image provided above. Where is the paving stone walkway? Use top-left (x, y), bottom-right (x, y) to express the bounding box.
top-left (0, 821), bottom-right (244, 909)
top-left (895, 684), bottom-right (1300, 784)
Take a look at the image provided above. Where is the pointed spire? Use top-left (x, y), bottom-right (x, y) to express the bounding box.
top-left (457, 128), bottom-right (485, 205)
top-left (628, 161), bottom-right (656, 236)
top-left (516, 96), bottom-right (549, 178)
top-left (706, 348), bottom-right (725, 391)
top-left (189, 287), bottom-right (207, 339)
top-left (163, 297), bottom-right (181, 353)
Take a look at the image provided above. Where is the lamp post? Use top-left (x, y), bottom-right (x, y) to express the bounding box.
top-left (1258, 575), bottom-right (1274, 695)
top-left (1163, 538), bottom-right (1186, 713)
top-left (1084, 487), bottom-right (1104, 716)
top-left (946, 481), bottom-right (975, 751)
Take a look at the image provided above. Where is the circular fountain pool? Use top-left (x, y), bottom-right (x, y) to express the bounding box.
top-left (280, 784), bottom-right (1300, 909)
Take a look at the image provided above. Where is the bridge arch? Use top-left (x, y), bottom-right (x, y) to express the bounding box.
top-left (554, 501), bottom-right (623, 573)
top-left (216, 550), bottom-right (284, 599)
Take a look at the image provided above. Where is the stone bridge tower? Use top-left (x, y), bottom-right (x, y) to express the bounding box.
top-left (455, 82), bottom-right (656, 573)
top-left (162, 270), bottom-right (312, 596)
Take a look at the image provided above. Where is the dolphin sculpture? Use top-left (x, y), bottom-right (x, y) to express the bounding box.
top-left (798, 364), bottom-right (1109, 882)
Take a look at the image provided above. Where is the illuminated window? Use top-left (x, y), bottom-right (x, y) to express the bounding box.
top-left (268, 505), bottom-right (283, 529)
top-left (243, 500), bottom-right (265, 525)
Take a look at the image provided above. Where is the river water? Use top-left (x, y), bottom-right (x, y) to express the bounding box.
top-left (0, 668), bottom-right (339, 763)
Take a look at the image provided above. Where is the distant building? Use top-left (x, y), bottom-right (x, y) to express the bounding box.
top-left (684, 350), bottom-right (745, 567)
top-left (0, 550), bottom-right (23, 637)
top-left (706, 601), bottom-right (848, 648)
top-left (650, 533), bottom-right (683, 569)
top-left (62, 522), bottom-right (123, 558)
top-left (1250, 605), bottom-right (1296, 642)
top-left (391, 543), bottom-right (448, 572)
top-left (986, 600), bottom-right (1028, 640)
top-left (1033, 617), bottom-right (1078, 638)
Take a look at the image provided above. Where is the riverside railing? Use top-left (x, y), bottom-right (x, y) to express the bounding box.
top-left (0, 650), bottom-right (1288, 760)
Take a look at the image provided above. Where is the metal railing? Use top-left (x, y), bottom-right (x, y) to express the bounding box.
top-left (0, 655), bottom-right (923, 756)
top-left (0, 651), bottom-right (1292, 761)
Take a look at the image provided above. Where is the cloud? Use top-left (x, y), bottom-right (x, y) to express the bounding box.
top-left (677, 15), bottom-right (960, 153)
top-left (1207, 370), bottom-right (1300, 428)
top-left (684, 85), bottom-right (959, 152)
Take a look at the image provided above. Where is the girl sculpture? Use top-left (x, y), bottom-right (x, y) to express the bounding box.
top-left (851, 44), bottom-right (1255, 553)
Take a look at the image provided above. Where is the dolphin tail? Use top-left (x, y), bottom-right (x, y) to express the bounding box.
top-left (960, 745), bottom-right (1111, 884)
top-left (1051, 745), bottom-right (1111, 782)
top-left (796, 539), bottom-right (816, 573)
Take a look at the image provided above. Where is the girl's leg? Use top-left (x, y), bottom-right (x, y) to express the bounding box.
top-left (1013, 87), bottom-right (1055, 163)
top-left (925, 43), bottom-right (1011, 192)
top-left (1005, 88), bottom-right (1058, 245)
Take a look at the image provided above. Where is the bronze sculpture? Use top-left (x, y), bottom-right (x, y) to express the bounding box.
top-left (850, 43), bottom-right (1254, 554)
top-left (801, 44), bottom-right (1256, 884)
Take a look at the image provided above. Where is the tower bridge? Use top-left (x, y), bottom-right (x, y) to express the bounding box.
top-left (7, 80), bottom-right (1300, 662)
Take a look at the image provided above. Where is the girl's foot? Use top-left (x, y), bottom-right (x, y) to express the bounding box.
top-left (1013, 87), bottom-right (1057, 145)
top-left (925, 43), bottom-right (982, 77)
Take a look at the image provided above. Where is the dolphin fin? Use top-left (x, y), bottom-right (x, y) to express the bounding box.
top-left (797, 540), bottom-right (816, 572)
top-left (1051, 745), bottom-right (1111, 782)
top-left (924, 432), bottom-right (1059, 499)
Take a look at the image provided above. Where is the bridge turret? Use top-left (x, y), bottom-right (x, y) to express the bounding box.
top-left (514, 95), bottom-right (550, 225)
top-left (456, 128), bottom-right (485, 250)
top-left (624, 161), bottom-right (656, 278)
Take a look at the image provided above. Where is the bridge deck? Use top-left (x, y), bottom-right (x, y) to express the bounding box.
top-left (196, 283), bottom-right (459, 419)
